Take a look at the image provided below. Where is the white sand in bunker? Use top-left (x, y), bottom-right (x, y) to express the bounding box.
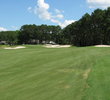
top-left (44, 44), bottom-right (71, 48)
top-left (4, 46), bottom-right (26, 49)
top-left (95, 45), bottom-right (110, 47)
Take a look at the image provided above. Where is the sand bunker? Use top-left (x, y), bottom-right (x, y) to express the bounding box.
top-left (44, 44), bottom-right (71, 48)
top-left (4, 46), bottom-right (26, 49)
top-left (95, 45), bottom-right (110, 47)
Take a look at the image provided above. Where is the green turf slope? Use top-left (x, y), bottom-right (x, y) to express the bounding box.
top-left (0, 45), bottom-right (110, 100)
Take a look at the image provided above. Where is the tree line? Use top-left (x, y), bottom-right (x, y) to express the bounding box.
top-left (1, 7), bottom-right (110, 46)
top-left (63, 7), bottom-right (110, 46)
top-left (0, 25), bottom-right (62, 45)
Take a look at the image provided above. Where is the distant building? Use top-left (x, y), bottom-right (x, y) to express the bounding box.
top-left (49, 41), bottom-right (56, 45)
top-left (0, 41), bottom-right (7, 45)
top-left (42, 41), bottom-right (56, 45)
top-left (30, 39), bottom-right (40, 44)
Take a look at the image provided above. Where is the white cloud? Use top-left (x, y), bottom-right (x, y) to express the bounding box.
top-left (37, 0), bottom-right (49, 9)
top-left (11, 26), bottom-right (19, 30)
top-left (55, 9), bottom-right (62, 14)
top-left (87, 0), bottom-right (110, 8)
top-left (34, 0), bottom-right (51, 20)
top-left (0, 27), bottom-right (7, 31)
top-left (28, 0), bottom-right (75, 28)
top-left (51, 19), bottom-right (61, 24)
top-left (60, 20), bottom-right (75, 28)
top-left (28, 7), bottom-right (32, 12)
top-left (55, 14), bottom-right (64, 19)
top-left (34, 6), bottom-right (51, 20)
top-left (51, 19), bottom-right (75, 28)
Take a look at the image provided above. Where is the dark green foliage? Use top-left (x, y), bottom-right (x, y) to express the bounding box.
top-left (19, 24), bottom-right (61, 44)
top-left (0, 31), bottom-right (19, 45)
top-left (63, 7), bottom-right (110, 46)
top-left (19, 24), bottom-right (38, 44)
top-left (0, 25), bottom-right (61, 45)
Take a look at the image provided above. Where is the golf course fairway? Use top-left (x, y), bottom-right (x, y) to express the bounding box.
top-left (0, 45), bottom-right (110, 100)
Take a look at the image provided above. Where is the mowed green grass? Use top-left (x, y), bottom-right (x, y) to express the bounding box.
top-left (0, 45), bottom-right (110, 100)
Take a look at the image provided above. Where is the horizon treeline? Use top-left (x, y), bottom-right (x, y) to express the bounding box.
top-left (1, 7), bottom-right (110, 46)
top-left (63, 7), bottom-right (110, 46)
top-left (0, 25), bottom-right (62, 45)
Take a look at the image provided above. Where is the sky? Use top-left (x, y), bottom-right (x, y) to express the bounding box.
top-left (0, 0), bottom-right (110, 31)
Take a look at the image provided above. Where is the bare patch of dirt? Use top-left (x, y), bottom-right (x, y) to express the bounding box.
top-left (64, 85), bottom-right (71, 89)
top-left (83, 68), bottom-right (91, 79)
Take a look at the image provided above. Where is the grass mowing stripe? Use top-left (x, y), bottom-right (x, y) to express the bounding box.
top-left (0, 45), bottom-right (110, 100)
